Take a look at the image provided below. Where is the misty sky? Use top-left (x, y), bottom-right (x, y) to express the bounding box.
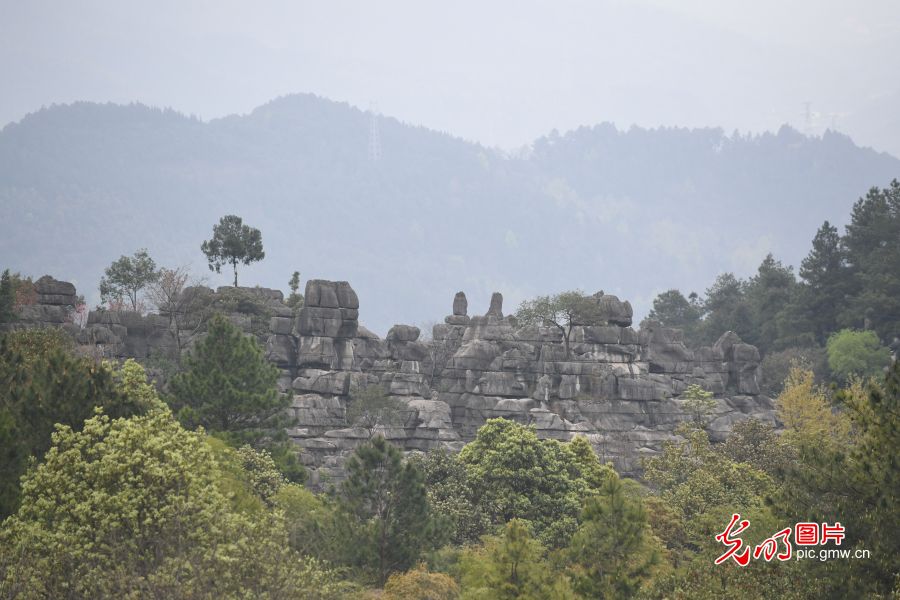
top-left (2, 0), bottom-right (899, 156)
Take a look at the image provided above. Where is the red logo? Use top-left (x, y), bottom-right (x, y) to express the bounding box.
top-left (715, 515), bottom-right (846, 566)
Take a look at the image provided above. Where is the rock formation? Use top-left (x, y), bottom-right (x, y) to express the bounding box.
top-left (4, 277), bottom-right (775, 486)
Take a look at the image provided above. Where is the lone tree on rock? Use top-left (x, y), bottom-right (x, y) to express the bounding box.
top-left (516, 290), bottom-right (605, 358)
top-left (200, 215), bottom-right (265, 287)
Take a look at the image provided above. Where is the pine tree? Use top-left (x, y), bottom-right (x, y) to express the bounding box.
top-left (797, 221), bottom-right (848, 343)
top-left (168, 313), bottom-right (287, 443)
top-left (459, 519), bottom-right (573, 599)
top-left (646, 289), bottom-right (702, 345)
top-left (745, 254), bottom-right (796, 352)
top-left (338, 435), bottom-right (443, 585)
top-left (841, 180), bottom-right (900, 339)
top-left (701, 273), bottom-right (753, 343)
top-left (200, 215), bottom-right (265, 287)
top-left (567, 476), bottom-right (660, 599)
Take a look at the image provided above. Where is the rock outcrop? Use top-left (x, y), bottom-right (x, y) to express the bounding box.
top-left (5, 277), bottom-right (775, 486)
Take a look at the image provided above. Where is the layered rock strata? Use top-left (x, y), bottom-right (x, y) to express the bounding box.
top-left (5, 277), bottom-right (775, 486)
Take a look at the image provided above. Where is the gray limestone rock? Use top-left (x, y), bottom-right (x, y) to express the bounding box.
top-left (487, 292), bottom-right (503, 317)
top-left (453, 292), bottom-right (468, 316)
top-left (387, 324), bottom-right (421, 342)
top-left (11, 276), bottom-right (776, 484)
top-left (594, 293), bottom-right (633, 327)
top-left (270, 316), bottom-right (293, 335)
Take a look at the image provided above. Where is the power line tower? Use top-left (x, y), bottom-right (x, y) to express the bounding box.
top-left (802, 101), bottom-right (814, 135)
top-left (368, 102), bottom-right (382, 162)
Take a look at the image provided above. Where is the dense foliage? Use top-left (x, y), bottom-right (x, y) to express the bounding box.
top-left (647, 180), bottom-right (899, 389)
top-left (0, 330), bottom-right (150, 519)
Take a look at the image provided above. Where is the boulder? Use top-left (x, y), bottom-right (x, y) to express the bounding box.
top-left (594, 293), bottom-right (633, 326)
top-left (387, 324), bottom-right (421, 342)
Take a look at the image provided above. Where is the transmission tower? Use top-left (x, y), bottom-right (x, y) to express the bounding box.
top-left (802, 101), bottom-right (813, 135)
top-left (368, 102), bottom-right (382, 162)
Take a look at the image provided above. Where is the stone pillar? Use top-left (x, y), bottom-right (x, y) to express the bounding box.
top-left (487, 292), bottom-right (503, 318)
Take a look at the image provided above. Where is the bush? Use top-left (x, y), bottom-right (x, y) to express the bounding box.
top-left (383, 564), bottom-right (459, 600)
top-left (826, 329), bottom-right (890, 382)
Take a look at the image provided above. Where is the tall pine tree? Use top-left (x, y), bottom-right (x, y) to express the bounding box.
top-left (337, 435), bottom-right (444, 585)
top-left (841, 180), bottom-right (900, 340)
top-left (168, 314), bottom-right (288, 444)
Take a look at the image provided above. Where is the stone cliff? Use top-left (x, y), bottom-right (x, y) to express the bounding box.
top-left (5, 277), bottom-right (775, 486)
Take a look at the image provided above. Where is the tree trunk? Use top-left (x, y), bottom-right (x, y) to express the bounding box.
top-left (560, 325), bottom-right (571, 358)
top-left (232, 260), bottom-right (238, 287)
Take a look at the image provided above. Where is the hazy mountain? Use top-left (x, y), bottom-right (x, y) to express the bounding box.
top-left (1, 94), bottom-right (897, 335)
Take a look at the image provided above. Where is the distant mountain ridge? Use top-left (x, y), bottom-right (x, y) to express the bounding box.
top-left (1, 94), bottom-right (897, 334)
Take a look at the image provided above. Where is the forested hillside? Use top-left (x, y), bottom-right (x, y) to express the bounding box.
top-left (1, 94), bottom-right (898, 333)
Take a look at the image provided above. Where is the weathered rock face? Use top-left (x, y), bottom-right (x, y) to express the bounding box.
top-left (8, 276), bottom-right (775, 485)
top-left (271, 283), bottom-right (771, 482)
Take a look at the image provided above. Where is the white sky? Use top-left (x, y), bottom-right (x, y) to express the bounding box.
top-left (2, 0), bottom-right (899, 155)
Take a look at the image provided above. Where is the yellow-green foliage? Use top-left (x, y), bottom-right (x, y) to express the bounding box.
top-left (459, 519), bottom-right (576, 600)
top-left (458, 418), bottom-right (614, 548)
top-left (643, 424), bottom-right (773, 543)
top-left (0, 326), bottom-right (73, 368)
top-left (274, 483), bottom-right (342, 560)
top-left (383, 564), bottom-right (459, 600)
top-left (108, 358), bottom-right (166, 412)
top-left (777, 366), bottom-right (849, 444)
top-left (682, 383), bottom-right (716, 426)
top-left (0, 406), bottom-right (345, 599)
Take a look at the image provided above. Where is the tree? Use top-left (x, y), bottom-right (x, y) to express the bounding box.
top-left (826, 328), bottom-right (890, 383)
top-left (744, 254), bottom-right (796, 352)
top-left (337, 435), bottom-right (444, 586)
top-left (758, 346), bottom-right (828, 397)
top-left (567, 476), bottom-right (662, 599)
top-left (681, 384), bottom-right (716, 427)
top-left (720, 418), bottom-right (793, 477)
top-left (414, 449), bottom-right (491, 545)
top-left (643, 424), bottom-right (773, 543)
top-left (458, 418), bottom-right (583, 548)
top-left (0, 330), bottom-right (148, 519)
top-left (0, 407), bottom-right (338, 598)
top-left (287, 270), bottom-right (304, 311)
top-left (771, 362), bottom-right (900, 597)
top-left (99, 248), bottom-right (158, 311)
top-left (145, 266), bottom-right (209, 362)
top-left (0, 270), bottom-right (14, 324)
top-left (841, 180), bottom-right (900, 339)
top-left (169, 313), bottom-right (284, 437)
top-left (700, 273), bottom-right (753, 344)
top-left (167, 313), bottom-right (302, 481)
top-left (346, 385), bottom-right (407, 439)
top-left (201, 214), bottom-right (265, 287)
top-left (776, 366), bottom-right (849, 446)
top-left (515, 290), bottom-right (604, 358)
top-left (646, 289), bottom-right (702, 344)
top-left (458, 519), bottom-right (575, 600)
top-left (797, 221), bottom-right (848, 343)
